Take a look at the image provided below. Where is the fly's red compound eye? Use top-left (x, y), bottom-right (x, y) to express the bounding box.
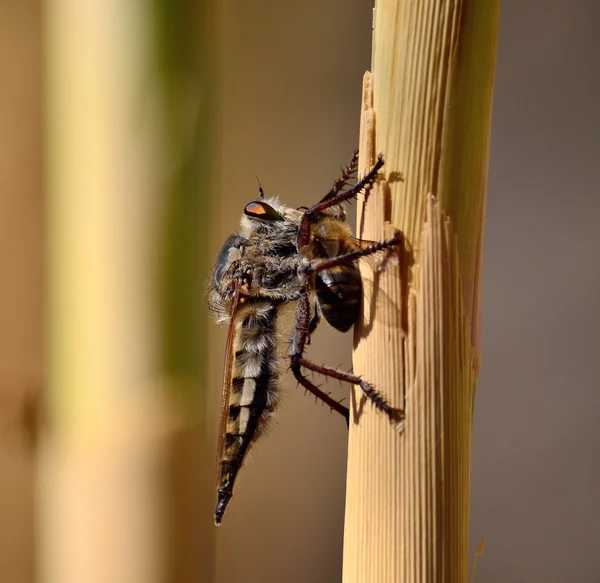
top-left (244, 202), bottom-right (283, 221)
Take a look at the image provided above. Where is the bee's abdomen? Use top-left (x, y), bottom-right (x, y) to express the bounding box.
top-left (315, 264), bottom-right (361, 332)
top-left (216, 300), bottom-right (279, 524)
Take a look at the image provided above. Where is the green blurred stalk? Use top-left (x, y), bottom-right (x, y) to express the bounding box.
top-left (152, 0), bottom-right (214, 400)
top-left (151, 2), bottom-right (217, 580)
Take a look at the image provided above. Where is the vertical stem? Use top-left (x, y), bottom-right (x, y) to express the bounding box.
top-left (151, 1), bottom-right (216, 578)
top-left (0, 1), bottom-right (43, 581)
top-left (344, 2), bottom-right (499, 582)
top-left (42, 2), bottom-right (166, 582)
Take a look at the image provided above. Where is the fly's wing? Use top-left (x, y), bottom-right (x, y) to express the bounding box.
top-left (215, 278), bottom-right (242, 482)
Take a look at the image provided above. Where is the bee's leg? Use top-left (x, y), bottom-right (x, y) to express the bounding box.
top-left (296, 357), bottom-right (405, 428)
top-left (298, 155), bottom-right (384, 246)
top-left (289, 293), bottom-right (350, 424)
top-left (304, 232), bottom-right (403, 274)
top-left (306, 302), bottom-right (321, 345)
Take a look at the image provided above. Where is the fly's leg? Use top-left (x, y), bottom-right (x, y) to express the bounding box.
top-left (292, 365), bottom-right (350, 425)
top-left (319, 150), bottom-right (359, 204)
top-left (296, 357), bottom-right (405, 428)
top-left (298, 155), bottom-right (384, 246)
top-left (230, 257), bottom-right (304, 303)
top-left (289, 291), bottom-right (404, 427)
top-left (313, 154), bottom-right (384, 213)
top-left (289, 293), bottom-right (350, 424)
top-left (303, 232), bottom-right (403, 275)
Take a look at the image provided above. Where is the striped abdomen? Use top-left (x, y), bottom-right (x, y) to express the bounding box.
top-left (215, 299), bottom-right (279, 524)
top-left (315, 263), bottom-right (361, 332)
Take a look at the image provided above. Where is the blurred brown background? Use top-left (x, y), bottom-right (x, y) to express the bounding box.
top-left (1, 0), bottom-right (599, 582)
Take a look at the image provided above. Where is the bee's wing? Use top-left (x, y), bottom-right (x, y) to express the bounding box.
top-left (215, 278), bottom-right (242, 482)
top-left (350, 237), bottom-right (405, 332)
top-left (351, 236), bottom-right (400, 271)
top-left (358, 276), bottom-right (403, 331)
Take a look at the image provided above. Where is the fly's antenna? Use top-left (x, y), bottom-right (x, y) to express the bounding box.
top-left (256, 176), bottom-right (265, 200)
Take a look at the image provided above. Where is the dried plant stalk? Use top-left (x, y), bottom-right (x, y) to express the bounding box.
top-left (344, 1), bottom-right (499, 582)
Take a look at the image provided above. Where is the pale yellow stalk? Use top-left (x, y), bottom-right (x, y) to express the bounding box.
top-left (344, 1), bottom-right (500, 582)
top-left (41, 4), bottom-right (168, 582)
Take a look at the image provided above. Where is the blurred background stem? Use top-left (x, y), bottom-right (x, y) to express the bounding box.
top-left (0, 2), bottom-right (43, 582)
top-left (151, 1), bottom-right (216, 579)
top-left (42, 1), bottom-right (215, 581)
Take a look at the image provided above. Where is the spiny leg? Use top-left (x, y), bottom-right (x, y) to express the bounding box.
top-left (289, 291), bottom-right (404, 426)
top-left (292, 364), bottom-right (350, 425)
top-left (297, 357), bottom-right (405, 427)
top-left (304, 233), bottom-right (403, 275)
top-left (319, 150), bottom-right (359, 204)
top-left (289, 293), bottom-right (349, 423)
top-left (296, 150), bottom-right (360, 212)
top-left (298, 155), bottom-right (384, 246)
top-left (292, 262), bottom-right (404, 427)
top-left (310, 154), bottom-right (384, 215)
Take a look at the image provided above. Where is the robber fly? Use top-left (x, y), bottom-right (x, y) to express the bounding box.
top-left (206, 152), bottom-right (404, 525)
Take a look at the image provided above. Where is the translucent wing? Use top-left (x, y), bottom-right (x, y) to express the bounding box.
top-left (215, 278), bottom-right (242, 481)
top-left (351, 236), bottom-right (405, 333)
top-left (351, 236), bottom-right (401, 271)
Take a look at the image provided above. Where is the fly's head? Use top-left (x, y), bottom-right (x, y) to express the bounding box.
top-left (207, 196), bottom-right (303, 321)
top-left (240, 196), bottom-right (302, 271)
top-left (240, 196), bottom-right (302, 239)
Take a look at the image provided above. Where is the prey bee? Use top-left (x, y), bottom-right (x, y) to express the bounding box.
top-left (206, 152), bottom-right (404, 525)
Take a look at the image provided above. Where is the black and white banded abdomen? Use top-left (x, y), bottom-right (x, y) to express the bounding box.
top-left (216, 299), bottom-right (280, 524)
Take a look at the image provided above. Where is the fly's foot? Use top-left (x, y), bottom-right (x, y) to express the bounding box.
top-left (376, 230), bottom-right (404, 273)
